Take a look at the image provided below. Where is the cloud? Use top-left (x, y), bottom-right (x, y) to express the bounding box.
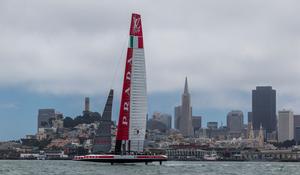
top-left (0, 0), bottom-right (300, 112)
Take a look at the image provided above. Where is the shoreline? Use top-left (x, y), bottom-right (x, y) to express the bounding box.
top-left (1, 158), bottom-right (300, 162)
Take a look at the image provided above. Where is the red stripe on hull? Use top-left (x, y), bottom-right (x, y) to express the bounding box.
top-left (136, 156), bottom-right (166, 159)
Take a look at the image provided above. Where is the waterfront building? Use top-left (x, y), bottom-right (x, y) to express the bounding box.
top-left (278, 110), bottom-right (294, 142)
top-left (242, 149), bottom-right (300, 161)
top-left (37, 109), bottom-right (56, 131)
top-left (294, 115), bottom-right (300, 142)
top-left (174, 78), bottom-right (193, 137)
top-left (227, 110), bottom-right (243, 133)
top-left (165, 148), bottom-right (207, 160)
top-left (252, 86), bottom-right (276, 133)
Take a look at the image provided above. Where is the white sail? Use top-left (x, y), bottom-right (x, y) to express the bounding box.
top-left (129, 48), bottom-right (147, 152)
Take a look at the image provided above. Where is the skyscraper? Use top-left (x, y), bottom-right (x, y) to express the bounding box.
top-left (192, 116), bottom-right (202, 134)
top-left (174, 106), bottom-right (181, 130)
top-left (278, 110), bottom-right (294, 142)
top-left (174, 77), bottom-right (193, 137)
top-left (294, 115), bottom-right (300, 142)
top-left (247, 112), bottom-right (253, 123)
top-left (227, 110), bottom-right (243, 133)
top-left (252, 86), bottom-right (276, 133)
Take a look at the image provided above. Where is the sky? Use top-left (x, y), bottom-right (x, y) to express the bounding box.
top-left (1, 0), bottom-right (300, 140)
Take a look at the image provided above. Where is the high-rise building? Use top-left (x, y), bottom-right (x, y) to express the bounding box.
top-left (174, 106), bottom-right (181, 130)
top-left (227, 110), bottom-right (243, 133)
top-left (294, 115), bottom-right (300, 142)
top-left (278, 110), bottom-right (294, 142)
top-left (37, 109), bottom-right (56, 131)
top-left (174, 78), bottom-right (193, 137)
top-left (192, 116), bottom-right (202, 134)
top-left (248, 112), bottom-right (252, 123)
top-left (252, 86), bottom-right (276, 133)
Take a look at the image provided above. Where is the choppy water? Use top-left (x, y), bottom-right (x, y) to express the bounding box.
top-left (0, 160), bottom-right (300, 175)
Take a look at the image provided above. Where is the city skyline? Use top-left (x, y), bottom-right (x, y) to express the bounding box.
top-left (1, 0), bottom-right (300, 140)
top-left (1, 84), bottom-right (299, 141)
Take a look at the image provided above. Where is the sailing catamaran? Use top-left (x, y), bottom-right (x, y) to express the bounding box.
top-left (74, 13), bottom-right (167, 164)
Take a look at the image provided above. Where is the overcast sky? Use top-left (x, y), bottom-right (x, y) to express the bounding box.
top-left (1, 0), bottom-right (300, 140)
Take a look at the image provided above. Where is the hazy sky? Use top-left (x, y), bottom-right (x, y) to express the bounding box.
top-left (1, 0), bottom-right (300, 140)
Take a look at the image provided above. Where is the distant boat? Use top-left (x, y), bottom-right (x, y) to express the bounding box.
top-left (74, 13), bottom-right (167, 165)
top-left (203, 152), bottom-right (219, 161)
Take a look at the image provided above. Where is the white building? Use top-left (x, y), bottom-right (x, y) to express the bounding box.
top-left (278, 110), bottom-right (294, 142)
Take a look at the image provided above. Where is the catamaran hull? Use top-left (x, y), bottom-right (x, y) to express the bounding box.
top-left (73, 155), bottom-right (168, 164)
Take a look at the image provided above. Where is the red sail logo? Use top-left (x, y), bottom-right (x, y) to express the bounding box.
top-left (133, 16), bottom-right (141, 34)
top-left (130, 14), bottom-right (142, 36)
